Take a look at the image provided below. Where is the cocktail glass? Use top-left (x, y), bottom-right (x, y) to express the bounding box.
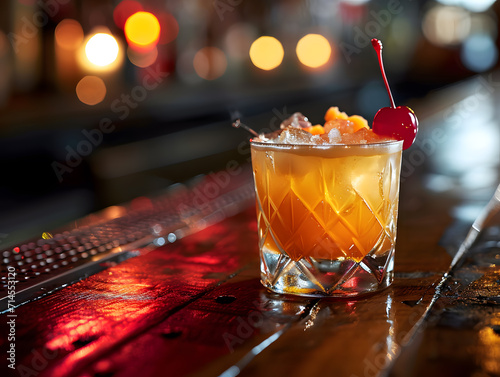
top-left (251, 139), bottom-right (403, 297)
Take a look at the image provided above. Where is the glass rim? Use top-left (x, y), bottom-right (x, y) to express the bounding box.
top-left (250, 138), bottom-right (404, 150)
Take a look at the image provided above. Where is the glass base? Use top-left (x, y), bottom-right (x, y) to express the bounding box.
top-left (260, 247), bottom-right (394, 297)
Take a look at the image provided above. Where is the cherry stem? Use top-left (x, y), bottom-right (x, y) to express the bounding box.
top-left (371, 39), bottom-right (396, 109)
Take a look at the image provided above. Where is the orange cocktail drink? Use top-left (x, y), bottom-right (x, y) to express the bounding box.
top-left (250, 109), bottom-right (403, 297)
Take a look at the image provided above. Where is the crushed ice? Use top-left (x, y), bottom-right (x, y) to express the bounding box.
top-left (327, 128), bottom-right (341, 143)
top-left (278, 128), bottom-right (313, 144)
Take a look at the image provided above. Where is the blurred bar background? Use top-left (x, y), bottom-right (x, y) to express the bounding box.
top-left (0, 0), bottom-right (499, 244)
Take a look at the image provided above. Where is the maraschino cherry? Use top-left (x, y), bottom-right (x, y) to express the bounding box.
top-left (371, 38), bottom-right (418, 150)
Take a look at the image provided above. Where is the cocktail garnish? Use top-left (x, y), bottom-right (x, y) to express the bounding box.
top-left (371, 38), bottom-right (418, 150)
top-left (303, 125), bottom-right (325, 135)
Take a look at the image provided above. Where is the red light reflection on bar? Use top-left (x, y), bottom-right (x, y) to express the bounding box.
top-left (130, 197), bottom-right (153, 211)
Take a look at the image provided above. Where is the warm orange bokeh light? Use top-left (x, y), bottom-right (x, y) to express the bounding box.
top-left (193, 47), bottom-right (227, 80)
top-left (113, 0), bottom-right (143, 29)
top-left (76, 76), bottom-right (106, 105)
top-left (249, 36), bottom-right (284, 71)
top-left (296, 34), bottom-right (332, 68)
top-left (124, 11), bottom-right (161, 50)
top-left (55, 19), bottom-right (84, 50)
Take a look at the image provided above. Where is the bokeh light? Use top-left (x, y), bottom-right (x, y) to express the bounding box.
top-left (113, 0), bottom-right (143, 29)
top-left (296, 34), bottom-right (332, 68)
top-left (193, 47), bottom-right (227, 80)
top-left (422, 5), bottom-right (471, 46)
top-left (225, 23), bottom-right (257, 60)
top-left (55, 19), bottom-right (83, 50)
top-left (127, 46), bottom-right (158, 68)
top-left (462, 0), bottom-right (496, 12)
top-left (85, 33), bottom-right (119, 67)
top-left (470, 13), bottom-right (497, 37)
top-left (124, 11), bottom-right (161, 50)
top-left (76, 76), bottom-right (106, 105)
top-left (249, 36), bottom-right (284, 71)
top-left (461, 34), bottom-right (498, 72)
top-left (158, 12), bottom-right (179, 44)
top-left (435, 0), bottom-right (496, 13)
